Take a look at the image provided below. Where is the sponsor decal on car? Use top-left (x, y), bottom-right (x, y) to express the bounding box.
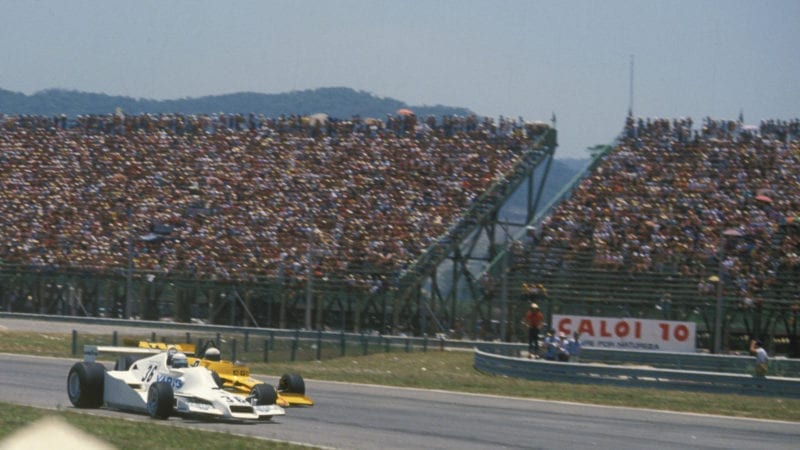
top-left (156, 373), bottom-right (185, 389)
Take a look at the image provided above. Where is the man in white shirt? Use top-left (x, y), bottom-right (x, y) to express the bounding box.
top-left (750, 339), bottom-right (768, 377)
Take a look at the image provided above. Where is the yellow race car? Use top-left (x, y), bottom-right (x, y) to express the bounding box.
top-left (125, 340), bottom-right (313, 408)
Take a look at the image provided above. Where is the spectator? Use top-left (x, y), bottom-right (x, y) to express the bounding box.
top-left (523, 302), bottom-right (544, 357)
top-left (750, 339), bottom-right (768, 377)
top-left (542, 329), bottom-right (563, 361)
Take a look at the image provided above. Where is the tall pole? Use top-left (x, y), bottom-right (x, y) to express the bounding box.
top-left (500, 247), bottom-right (509, 341)
top-left (305, 229), bottom-right (314, 330)
top-left (628, 54), bottom-right (635, 117)
top-left (499, 221), bottom-right (510, 341)
top-left (124, 207), bottom-right (134, 319)
top-left (713, 233), bottom-right (727, 354)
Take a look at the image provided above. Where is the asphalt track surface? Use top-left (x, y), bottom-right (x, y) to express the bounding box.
top-left (1, 318), bottom-right (799, 449)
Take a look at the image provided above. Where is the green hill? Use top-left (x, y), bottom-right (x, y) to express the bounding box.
top-left (0, 86), bottom-right (472, 119)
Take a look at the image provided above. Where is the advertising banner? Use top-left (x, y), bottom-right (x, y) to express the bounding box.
top-left (552, 315), bottom-right (696, 353)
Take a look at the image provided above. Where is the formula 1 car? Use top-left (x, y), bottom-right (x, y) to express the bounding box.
top-left (67, 345), bottom-right (285, 421)
top-left (128, 340), bottom-right (314, 408)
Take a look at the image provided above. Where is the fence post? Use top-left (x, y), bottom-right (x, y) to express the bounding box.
top-left (423, 334), bottom-right (428, 352)
top-left (244, 330), bottom-right (249, 352)
top-left (291, 330), bottom-right (299, 362)
top-left (362, 332), bottom-right (368, 356)
top-left (340, 331), bottom-right (346, 357)
top-left (151, 332), bottom-right (156, 342)
top-left (405, 337), bottom-right (411, 353)
top-left (72, 330), bottom-right (77, 355)
top-left (385, 336), bottom-right (391, 353)
top-left (232, 338), bottom-right (238, 362)
top-left (112, 331), bottom-right (118, 347)
top-left (270, 331), bottom-right (275, 351)
top-left (263, 338), bottom-right (270, 363)
top-left (216, 333), bottom-right (221, 348)
top-left (185, 332), bottom-right (191, 344)
top-left (316, 330), bottom-right (322, 361)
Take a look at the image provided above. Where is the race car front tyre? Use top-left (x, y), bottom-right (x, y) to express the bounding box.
top-left (147, 382), bottom-right (174, 420)
top-left (67, 362), bottom-right (105, 408)
top-left (249, 383), bottom-right (278, 405)
top-left (278, 373), bottom-right (305, 395)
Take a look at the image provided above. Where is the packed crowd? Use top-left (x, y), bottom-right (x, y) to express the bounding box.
top-left (535, 116), bottom-right (800, 303)
top-left (0, 112), bottom-right (547, 288)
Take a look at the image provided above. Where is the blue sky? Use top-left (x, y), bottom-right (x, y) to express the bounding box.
top-left (1, 0), bottom-right (798, 158)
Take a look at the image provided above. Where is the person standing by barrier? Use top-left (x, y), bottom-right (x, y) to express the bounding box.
top-left (750, 339), bottom-right (768, 377)
top-left (523, 303), bottom-right (544, 358)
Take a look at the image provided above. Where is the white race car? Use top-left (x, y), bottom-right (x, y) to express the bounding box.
top-left (67, 345), bottom-right (285, 421)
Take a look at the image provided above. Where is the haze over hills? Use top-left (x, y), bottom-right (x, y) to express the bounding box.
top-left (0, 86), bottom-right (475, 122)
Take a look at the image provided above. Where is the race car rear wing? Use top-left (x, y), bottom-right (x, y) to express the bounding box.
top-left (126, 340), bottom-right (197, 355)
top-left (82, 345), bottom-right (163, 363)
top-left (83, 340), bottom-right (197, 362)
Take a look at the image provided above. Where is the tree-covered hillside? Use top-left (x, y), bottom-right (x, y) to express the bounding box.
top-left (0, 86), bottom-right (472, 119)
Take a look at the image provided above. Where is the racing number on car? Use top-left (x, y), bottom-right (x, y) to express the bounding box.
top-left (142, 364), bottom-right (158, 383)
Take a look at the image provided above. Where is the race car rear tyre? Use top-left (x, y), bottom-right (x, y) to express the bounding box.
top-left (249, 383), bottom-right (278, 405)
top-left (279, 373), bottom-right (305, 395)
top-left (147, 382), bottom-right (174, 420)
top-left (67, 362), bottom-right (106, 408)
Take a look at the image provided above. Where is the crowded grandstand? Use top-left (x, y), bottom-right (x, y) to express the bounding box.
top-left (504, 117), bottom-right (799, 354)
top-left (0, 112), bottom-right (798, 354)
top-left (0, 112), bottom-right (551, 330)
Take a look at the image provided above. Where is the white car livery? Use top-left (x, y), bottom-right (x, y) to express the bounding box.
top-left (67, 345), bottom-right (285, 421)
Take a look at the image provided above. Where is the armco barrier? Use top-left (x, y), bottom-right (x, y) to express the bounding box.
top-left (473, 346), bottom-right (800, 398)
top-left (4, 312), bottom-right (800, 376)
top-left (0, 312), bottom-right (448, 360)
top-left (466, 341), bottom-right (800, 377)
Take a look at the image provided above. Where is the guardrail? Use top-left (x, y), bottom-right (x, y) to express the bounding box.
top-left (4, 312), bottom-right (800, 377)
top-left (1, 312), bottom-right (452, 362)
top-left (473, 346), bottom-right (800, 398)
top-left (463, 341), bottom-right (800, 377)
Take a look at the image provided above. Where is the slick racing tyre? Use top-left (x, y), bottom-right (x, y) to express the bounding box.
top-left (278, 373), bottom-right (305, 395)
top-left (67, 362), bottom-right (106, 408)
top-left (147, 382), bottom-right (174, 420)
top-left (249, 383), bottom-right (278, 405)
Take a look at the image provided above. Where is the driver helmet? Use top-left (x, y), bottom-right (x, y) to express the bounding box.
top-left (166, 346), bottom-right (178, 365)
top-left (172, 352), bottom-right (188, 368)
top-left (204, 347), bottom-right (221, 362)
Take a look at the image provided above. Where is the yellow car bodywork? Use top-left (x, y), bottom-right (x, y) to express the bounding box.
top-left (129, 340), bottom-right (314, 407)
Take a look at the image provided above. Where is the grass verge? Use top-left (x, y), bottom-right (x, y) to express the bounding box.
top-left (0, 402), bottom-right (314, 449)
